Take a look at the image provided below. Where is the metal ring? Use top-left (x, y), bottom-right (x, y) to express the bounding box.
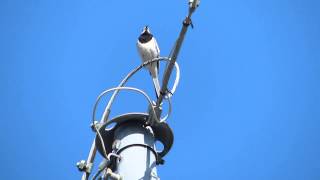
top-left (116, 144), bottom-right (163, 165)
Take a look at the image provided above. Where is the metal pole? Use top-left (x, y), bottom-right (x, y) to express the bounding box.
top-left (81, 109), bottom-right (111, 180)
top-left (79, 1), bottom-right (200, 179)
top-left (114, 122), bottom-right (158, 180)
top-left (155, 1), bottom-right (199, 111)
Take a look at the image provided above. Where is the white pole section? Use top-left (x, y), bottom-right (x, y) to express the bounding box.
top-left (114, 122), bottom-right (158, 180)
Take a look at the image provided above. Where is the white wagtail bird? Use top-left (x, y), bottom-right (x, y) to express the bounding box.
top-left (137, 26), bottom-right (161, 98)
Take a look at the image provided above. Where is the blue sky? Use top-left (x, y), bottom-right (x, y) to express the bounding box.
top-left (1, 0), bottom-right (320, 179)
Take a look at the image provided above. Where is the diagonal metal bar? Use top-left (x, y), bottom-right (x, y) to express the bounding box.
top-left (155, 3), bottom-right (199, 117)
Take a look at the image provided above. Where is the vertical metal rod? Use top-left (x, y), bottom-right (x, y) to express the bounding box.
top-left (81, 141), bottom-right (96, 179)
top-left (82, 109), bottom-right (110, 180)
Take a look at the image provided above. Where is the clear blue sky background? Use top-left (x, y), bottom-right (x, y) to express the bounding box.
top-left (1, 0), bottom-right (320, 179)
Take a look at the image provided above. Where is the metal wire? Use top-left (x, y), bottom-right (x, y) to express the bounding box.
top-left (93, 86), bottom-right (160, 125)
top-left (91, 169), bottom-right (103, 180)
top-left (93, 124), bottom-right (108, 160)
top-left (164, 62), bottom-right (180, 99)
top-left (93, 85), bottom-right (173, 124)
top-left (98, 57), bottom-right (180, 124)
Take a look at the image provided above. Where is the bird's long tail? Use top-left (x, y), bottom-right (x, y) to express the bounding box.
top-left (152, 76), bottom-right (161, 99)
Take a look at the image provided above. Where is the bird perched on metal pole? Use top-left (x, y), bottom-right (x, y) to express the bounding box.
top-left (137, 26), bottom-right (161, 98)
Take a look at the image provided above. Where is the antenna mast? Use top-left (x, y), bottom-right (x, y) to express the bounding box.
top-left (77, 1), bottom-right (200, 179)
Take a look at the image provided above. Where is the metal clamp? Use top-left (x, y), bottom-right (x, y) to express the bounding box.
top-left (183, 17), bottom-right (193, 28)
top-left (189, 0), bottom-right (200, 9)
top-left (90, 121), bottom-right (101, 132)
top-left (147, 101), bottom-right (162, 125)
top-left (76, 160), bottom-right (92, 173)
top-left (106, 168), bottom-right (122, 180)
top-left (95, 113), bottom-right (174, 163)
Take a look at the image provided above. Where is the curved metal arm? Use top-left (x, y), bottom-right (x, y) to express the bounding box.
top-left (100, 57), bottom-right (180, 123)
top-left (92, 86), bottom-right (160, 125)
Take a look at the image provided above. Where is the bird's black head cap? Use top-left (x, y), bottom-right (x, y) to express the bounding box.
top-left (138, 25), bottom-right (153, 43)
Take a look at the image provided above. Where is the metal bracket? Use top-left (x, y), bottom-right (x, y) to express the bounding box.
top-left (147, 101), bottom-right (162, 125)
top-left (95, 113), bottom-right (174, 160)
top-left (151, 171), bottom-right (160, 180)
top-left (183, 17), bottom-right (194, 28)
top-left (91, 121), bottom-right (102, 132)
top-left (112, 140), bottom-right (121, 151)
top-left (76, 160), bottom-right (93, 173)
top-left (189, 0), bottom-right (200, 9)
top-left (105, 168), bottom-right (122, 180)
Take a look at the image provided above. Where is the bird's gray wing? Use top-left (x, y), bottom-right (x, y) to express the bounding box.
top-left (153, 38), bottom-right (160, 56)
top-left (153, 38), bottom-right (160, 72)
